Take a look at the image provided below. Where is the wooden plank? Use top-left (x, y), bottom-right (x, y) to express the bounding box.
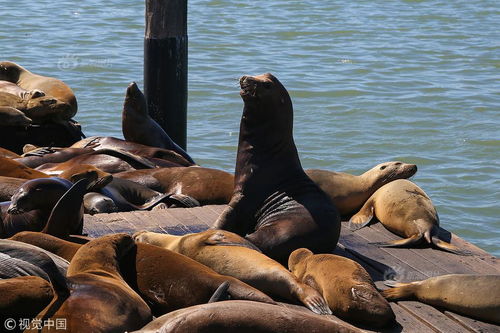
top-left (444, 311), bottom-right (499, 333)
top-left (156, 209), bottom-right (208, 234)
top-left (188, 206), bottom-right (219, 227)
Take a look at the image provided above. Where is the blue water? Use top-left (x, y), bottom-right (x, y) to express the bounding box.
top-left (1, 0), bottom-right (498, 255)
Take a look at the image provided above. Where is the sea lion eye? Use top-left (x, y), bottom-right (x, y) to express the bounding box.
top-left (263, 82), bottom-right (272, 89)
top-left (380, 165), bottom-right (387, 170)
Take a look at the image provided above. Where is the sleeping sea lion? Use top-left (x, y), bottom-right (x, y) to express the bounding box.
top-left (288, 248), bottom-right (395, 328)
top-left (0, 156), bottom-right (49, 179)
top-left (0, 146), bottom-right (21, 158)
top-left (0, 176), bottom-right (27, 201)
top-left (134, 230), bottom-right (332, 315)
top-left (10, 231), bottom-right (81, 262)
top-left (214, 73), bottom-right (340, 263)
top-left (0, 106), bottom-right (32, 127)
top-left (0, 79), bottom-right (45, 99)
top-left (349, 179), bottom-right (470, 255)
top-left (305, 161), bottom-right (417, 217)
top-left (383, 274), bottom-right (500, 324)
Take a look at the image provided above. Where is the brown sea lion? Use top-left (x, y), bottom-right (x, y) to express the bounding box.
top-left (0, 106), bottom-right (32, 127)
top-left (122, 82), bottom-right (195, 164)
top-left (130, 300), bottom-right (362, 333)
top-left (134, 230), bottom-right (331, 315)
top-left (0, 156), bottom-right (49, 179)
top-left (305, 161), bottom-right (417, 217)
top-left (0, 276), bottom-right (54, 324)
top-left (70, 136), bottom-right (194, 167)
top-left (214, 73), bottom-right (341, 263)
top-left (0, 61), bottom-right (77, 118)
top-left (16, 147), bottom-right (95, 168)
top-left (288, 248), bottom-right (395, 328)
top-left (116, 166), bottom-right (234, 205)
top-left (0, 79), bottom-right (45, 99)
top-left (349, 179), bottom-right (470, 255)
top-left (119, 241), bottom-right (275, 316)
top-left (0, 176), bottom-right (27, 201)
top-left (383, 274), bottom-right (500, 324)
top-left (10, 231), bottom-right (81, 262)
top-left (31, 234), bottom-right (151, 333)
top-left (0, 146), bottom-right (21, 158)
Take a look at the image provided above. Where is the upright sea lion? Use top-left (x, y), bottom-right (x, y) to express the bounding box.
top-left (0, 276), bottom-right (54, 324)
top-left (119, 241), bottom-right (275, 316)
top-left (134, 230), bottom-right (332, 315)
top-left (305, 161), bottom-right (417, 217)
top-left (0, 61), bottom-right (77, 118)
top-left (116, 166), bottom-right (234, 205)
top-left (0, 156), bottom-right (49, 179)
top-left (122, 82), bottom-right (195, 164)
top-left (33, 234), bottom-right (152, 332)
top-left (70, 136), bottom-right (195, 167)
top-left (0, 79), bottom-right (45, 99)
top-left (214, 73), bottom-right (341, 263)
top-left (383, 274), bottom-right (500, 324)
top-left (349, 179), bottom-right (470, 255)
top-left (131, 300), bottom-right (362, 333)
top-left (288, 248), bottom-right (395, 328)
top-left (0, 106), bottom-right (32, 127)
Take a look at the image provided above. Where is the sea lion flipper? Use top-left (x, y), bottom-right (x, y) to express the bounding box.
top-left (166, 193), bottom-right (201, 208)
top-left (208, 281), bottom-right (231, 303)
top-left (349, 205), bottom-right (374, 231)
top-left (298, 284), bottom-right (332, 315)
top-left (381, 282), bottom-right (416, 301)
top-left (431, 237), bottom-right (472, 256)
top-left (369, 234), bottom-right (423, 248)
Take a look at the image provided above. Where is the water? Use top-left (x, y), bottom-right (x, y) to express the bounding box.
top-left (1, 0), bottom-right (498, 255)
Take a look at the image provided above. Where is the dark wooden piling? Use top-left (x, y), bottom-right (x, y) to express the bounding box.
top-left (144, 0), bottom-right (188, 150)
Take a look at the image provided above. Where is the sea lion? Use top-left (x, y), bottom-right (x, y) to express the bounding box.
top-left (214, 73), bottom-right (341, 263)
top-left (0, 276), bottom-right (54, 324)
top-left (33, 234), bottom-right (152, 333)
top-left (0, 106), bottom-right (32, 127)
top-left (0, 146), bottom-right (21, 158)
top-left (349, 179), bottom-right (470, 255)
top-left (122, 82), bottom-right (195, 164)
top-left (119, 241), bottom-right (276, 316)
top-left (288, 248), bottom-right (395, 328)
top-left (70, 136), bottom-right (194, 167)
top-left (134, 230), bottom-right (332, 315)
top-left (2, 178), bottom-right (89, 238)
top-left (0, 61), bottom-right (77, 118)
top-left (0, 156), bottom-right (49, 179)
top-left (305, 161), bottom-right (417, 217)
top-left (130, 300), bottom-right (362, 333)
top-left (10, 231), bottom-right (81, 262)
top-left (0, 176), bottom-right (27, 201)
top-left (0, 79), bottom-right (45, 99)
top-left (383, 274), bottom-right (500, 324)
top-left (116, 166), bottom-right (234, 205)
top-left (16, 147), bottom-right (95, 168)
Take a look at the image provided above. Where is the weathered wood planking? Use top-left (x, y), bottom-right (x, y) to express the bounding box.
top-left (83, 205), bottom-right (500, 333)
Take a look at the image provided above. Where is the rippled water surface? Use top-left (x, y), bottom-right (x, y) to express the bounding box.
top-left (2, 0), bottom-right (498, 255)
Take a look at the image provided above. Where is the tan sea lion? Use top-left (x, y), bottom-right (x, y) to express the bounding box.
top-left (116, 166), bottom-right (234, 205)
top-left (0, 156), bottom-right (49, 179)
top-left (383, 274), bottom-right (500, 324)
top-left (0, 79), bottom-right (45, 99)
top-left (122, 82), bottom-right (195, 164)
top-left (0, 61), bottom-right (77, 118)
top-left (0, 146), bottom-right (21, 158)
top-left (134, 230), bottom-right (332, 315)
top-left (349, 179), bottom-right (470, 255)
top-left (131, 300), bottom-right (362, 333)
top-left (214, 73), bottom-right (341, 264)
top-left (0, 106), bottom-right (32, 127)
top-left (32, 234), bottom-right (151, 333)
top-left (0, 276), bottom-right (54, 324)
top-left (70, 136), bottom-right (194, 167)
top-left (288, 248), bottom-right (395, 328)
top-left (306, 161), bottom-right (417, 217)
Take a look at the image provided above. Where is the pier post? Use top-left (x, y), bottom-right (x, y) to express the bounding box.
top-left (144, 0), bottom-right (187, 150)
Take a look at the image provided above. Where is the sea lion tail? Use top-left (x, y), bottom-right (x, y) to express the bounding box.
top-left (208, 281), bottom-right (231, 303)
top-left (381, 283), bottom-right (416, 301)
top-left (431, 236), bottom-right (472, 256)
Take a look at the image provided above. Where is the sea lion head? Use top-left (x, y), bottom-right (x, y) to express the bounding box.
top-left (0, 61), bottom-right (24, 83)
top-left (8, 177), bottom-right (72, 214)
top-left (288, 248), bottom-right (314, 272)
top-left (370, 161), bottom-right (417, 187)
top-left (124, 82), bottom-right (147, 116)
top-left (240, 73), bottom-right (292, 112)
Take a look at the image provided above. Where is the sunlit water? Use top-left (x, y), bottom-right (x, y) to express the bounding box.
top-left (2, 0), bottom-right (498, 255)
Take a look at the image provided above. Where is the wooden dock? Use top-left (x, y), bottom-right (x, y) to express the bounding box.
top-left (84, 205), bottom-right (500, 333)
